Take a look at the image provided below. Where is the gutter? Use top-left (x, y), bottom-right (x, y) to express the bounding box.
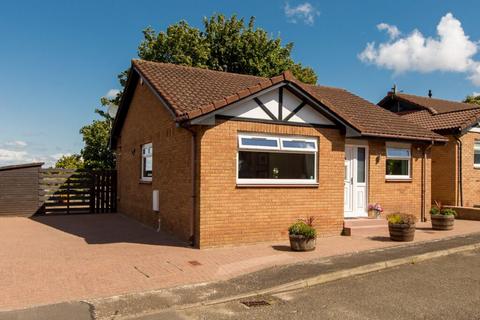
top-left (363, 132), bottom-right (447, 143)
top-left (453, 135), bottom-right (463, 207)
top-left (180, 123), bottom-right (198, 247)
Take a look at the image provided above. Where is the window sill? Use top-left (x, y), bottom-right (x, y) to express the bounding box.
top-left (236, 183), bottom-right (319, 188)
top-left (385, 178), bottom-right (412, 182)
top-left (474, 165), bottom-right (480, 170)
top-left (139, 180), bottom-right (152, 185)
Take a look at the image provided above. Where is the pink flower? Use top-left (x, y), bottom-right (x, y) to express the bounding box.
top-left (368, 203), bottom-right (384, 212)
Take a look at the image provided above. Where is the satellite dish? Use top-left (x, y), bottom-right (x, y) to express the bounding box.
top-left (107, 104), bottom-right (118, 118)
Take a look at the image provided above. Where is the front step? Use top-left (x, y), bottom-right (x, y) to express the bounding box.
top-left (343, 218), bottom-right (388, 236)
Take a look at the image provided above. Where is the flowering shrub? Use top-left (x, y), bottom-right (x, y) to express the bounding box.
top-left (387, 213), bottom-right (417, 225)
top-left (368, 203), bottom-right (384, 213)
top-left (289, 222), bottom-right (317, 239)
top-left (368, 203), bottom-right (384, 218)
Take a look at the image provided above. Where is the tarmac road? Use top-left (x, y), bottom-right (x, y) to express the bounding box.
top-left (140, 249), bottom-right (480, 320)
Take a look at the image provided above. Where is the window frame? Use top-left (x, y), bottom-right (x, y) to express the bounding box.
top-left (385, 144), bottom-right (411, 180)
top-left (141, 143), bottom-right (153, 182)
top-left (236, 133), bottom-right (318, 186)
top-left (474, 140), bottom-right (480, 169)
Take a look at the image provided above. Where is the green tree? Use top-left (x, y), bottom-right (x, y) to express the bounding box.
top-left (55, 154), bottom-right (84, 169)
top-left (80, 118), bottom-right (115, 169)
top-left (464, 95), bottom-right (480, 105)
top-left (137, 15), bottom-right (317, 84)
top-left (91, 14), bottom-right (317, 169)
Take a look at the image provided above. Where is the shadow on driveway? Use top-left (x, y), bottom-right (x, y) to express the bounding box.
top-left (30, 213), bottom-right (189, 247)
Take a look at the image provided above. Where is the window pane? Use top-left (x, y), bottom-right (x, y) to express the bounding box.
top-left (143, 157), bottom-right (152, 177)
top-left (282, 140), bottom-right (316, 150)
top-left (387, 147), bottom-right (410, 158)
top-left (386, 159), bottom-right (409, 176)
top-left (475, 153), bottom-right (480, 165)
top-left (238, 151), bottom-right (315, 180)
top-left (475, 142), bottom-right (480, 151)
top-left (357, 147), bottom-right (365, 183)
top-left (241, 137), bottom-right (278, 148)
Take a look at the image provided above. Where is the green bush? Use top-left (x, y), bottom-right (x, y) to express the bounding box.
top-left (386, 213), bottom-right (417, 225)
top-left (440, 208), bottom-right (457, 216)
top-left (430, 207), bottom-right (456, 216)
top-left (288, 222), bottom-right (317, 239)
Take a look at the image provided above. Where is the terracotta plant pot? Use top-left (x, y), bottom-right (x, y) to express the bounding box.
top-left (289, 235), bottom-right (316, 251)
top-left (388, 223), bottom-right (416, 242)
top-left (431, 214), bottom-right (455, 230)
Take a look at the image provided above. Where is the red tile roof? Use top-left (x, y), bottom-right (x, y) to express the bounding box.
top-left (401, 108), bottom-right (480, 131)
top-left (393, 93), bottom-right (480, 114)
top-left (379, 92), bottom-right (480, 131)
top-left (129, 60), bottom-right (445, 142)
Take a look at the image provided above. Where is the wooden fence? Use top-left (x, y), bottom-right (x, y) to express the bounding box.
top-left (39, 169), bottom-right (116, 215)
top-left (0, 163), bottom-right (44, 216)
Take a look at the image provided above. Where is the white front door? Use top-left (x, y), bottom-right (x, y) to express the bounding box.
top-left (344, 145), bottom-right (368, 218)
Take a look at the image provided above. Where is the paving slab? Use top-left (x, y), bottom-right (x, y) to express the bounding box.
top-left (0, 213), bottom-right (479, 313)
top-left (90, 233), bottom-right (480, 320)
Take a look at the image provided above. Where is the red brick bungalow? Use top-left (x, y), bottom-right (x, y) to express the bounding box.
top-left (379, 91), bottom-right (480, 208)
top-left (110, 60), bottom-right (446, 248)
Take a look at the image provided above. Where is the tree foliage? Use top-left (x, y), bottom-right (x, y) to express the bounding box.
top-left (80, 118), bottom-right (115, 169)
top-left (464, 95), bottom-right (480, 105)
top-left (86, 14), bottom-right (317, 170)
top-left (55, 154), bottom-right (84, 169)
top-left (137, 15), bottom-right (317, 84)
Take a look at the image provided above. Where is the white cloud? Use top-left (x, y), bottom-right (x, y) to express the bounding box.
top-left (4, 140), bottom-right (27, 147)
top-left (284, 2), bottom-right (320, 26)
top-left (105, 89), bottom-right (120, 99)
top-left (359, 13), bottom-right (480, 85)
top-left (0, 149), bottom-right (70, 168)
top-left (473, 92), bottom-right (480, 96)
top-left (377, 23), bottom-right (401, 40)
top-left (469, 63), bottom-right (480, 86)
top-left (0, 149), bottom-right (29, 164)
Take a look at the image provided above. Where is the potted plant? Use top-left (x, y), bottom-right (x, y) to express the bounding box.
top-left (430, 201), bottom-right (456, 230)
top-left (368, 203), bottom-right (384, 219)
top-left (288, 217), bottom-right (317, 251)
top-left (387, 213), bottom-right (417, 242)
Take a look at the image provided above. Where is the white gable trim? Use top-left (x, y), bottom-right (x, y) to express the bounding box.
top-left (192, 84), bottom-right (343, 128)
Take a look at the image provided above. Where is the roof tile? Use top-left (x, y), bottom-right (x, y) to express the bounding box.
top-left (131, 60), bottom-right (445, 142)
top-left (382, 92), bottom-right (480, 131)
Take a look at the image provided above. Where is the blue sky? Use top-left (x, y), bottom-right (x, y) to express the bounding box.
top-left (1, 0), bottom-right (480, 166)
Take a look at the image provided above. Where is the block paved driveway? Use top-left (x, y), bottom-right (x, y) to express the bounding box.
top-left (1, 213), bottom-right (479, 311)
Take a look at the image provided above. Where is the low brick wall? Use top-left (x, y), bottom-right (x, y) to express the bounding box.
top-left (445, 206), bottom-right (480, 221)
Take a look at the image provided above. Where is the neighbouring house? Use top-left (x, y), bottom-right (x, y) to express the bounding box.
top-left (378, 91), bottom-right (480, 208)
top-left (110, 60), bottom-right (446, 248)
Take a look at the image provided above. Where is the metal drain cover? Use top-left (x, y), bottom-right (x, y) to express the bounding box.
top-left (241, 300), bottom-right (271, 308)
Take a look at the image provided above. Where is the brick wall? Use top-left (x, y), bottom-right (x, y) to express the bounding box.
top-left (115, 82), bottom-right (435, 248)
top-left (368, 141), bottom-right (431, 219)
top-left (431, 136), bottom-right (457, 205)
top-left (430, 132), bottom-right (480, 207)
top-left (196, 120), bottom-right (346, 248)
top-left (116, 81), bottom-right (194, 241)
top-left (460, 132), bottom-right (480, 207)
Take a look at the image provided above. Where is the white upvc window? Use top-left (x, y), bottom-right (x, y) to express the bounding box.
top-left (385, 144), bottom-right (411, 180)
top-left (237, 133), bottom-right (318, 185)
top-left (141, 143), bottom-right (153, 181)
top-left (474, 141), bottom-right (480, 168)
